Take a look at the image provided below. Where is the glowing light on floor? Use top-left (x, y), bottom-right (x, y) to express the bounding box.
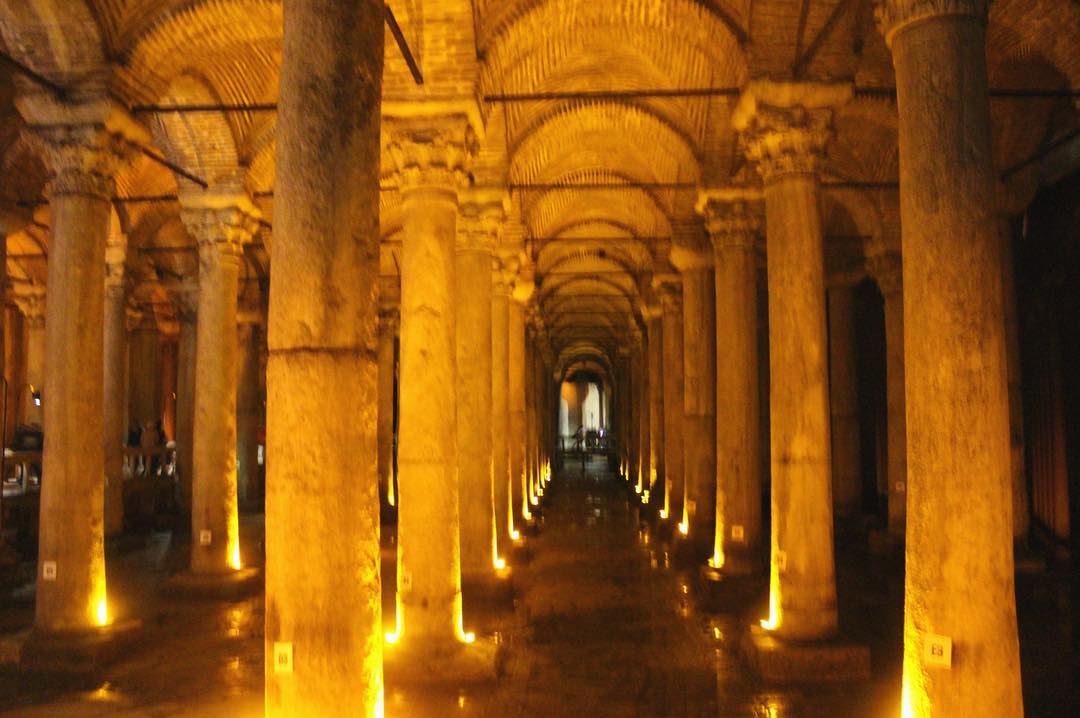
top-left (760, 572), bottom-right (780, 631)
top-left (95, 597), bottom-right (109, 627)
top-left (385, 593), bottom-right (403, 644)
top-left (530, 494), bottom-right (539, 507)
top-left (456, 614), bottom-right (475, 644)
top-left (230, 542), bottom-right (242, 571)
top-left (387, 471), bottom-right (396, 507)
top-left (510, 528), bottom-right (521, 542)
top-left (708, 549), bottom-right (725, 570)
top-left (642, 489), bottom-right (650, 503)
top-left (659, 509), bottom-right (668, 520)
top-left (677, 521), bottom-right (689, 536)
top-left (494, 557), bottom-right (506, 570)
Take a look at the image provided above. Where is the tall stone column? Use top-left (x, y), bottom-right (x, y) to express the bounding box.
top-left (827, 281), bottom-right (862, 516)
top-left (103, 237), bottom-right (129, 536)
top-left (171, 281), bottom-right (198, 519)
top-left (658, 278), bottom-right (685, 523)
top-left (377, 306), bottom-right (399, 508)
top-left (181, 197), bottom-right (258, 575)
top-left (670, 238), bottom-right (716, 551)
top-left (646, 310), bottom-right (664, 501)
top-left (700, 195), bottom-right (764, 574)
top-left (614, 350), bottom-right (631, 478)
top-left (733, 80), bottom-right (851, 639)
top-left (128, 319), bottom-right (162, 430)
top-left (456, 192), bottom-right (503, 584)
top-left (634, 330), bottom-right (650, 497)
top-left (389, 119), bottom-right (472, 649)
top-left (14, 287), bottom-right (46, 427)
top-left (878, 2), bottom-right (1023, 714)
top-left (15, 96), bottom-right (147, 632)
top-left (868, 251), bottom-right (907, 535)
top-left (236, 314), bottom-right (263, 509)
top-left (509, 282), bottom-right (530, 522)
top-left (524, 314), bottom-right (538, 507)
top-left (999, 225), bottom-right (1029, 540)
top-left (491, 267), bottom-right (513, 546)
top-left (265, 1), bottom-right (384, 711)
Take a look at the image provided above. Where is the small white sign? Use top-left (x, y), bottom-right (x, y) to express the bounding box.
top-left (199, 529), bottom-right (213, 546)
top-left (731, 525), bottom-right (745, 542)
top-left (776, 550), bottom-right (788, 572)
top-left (273, 642), bottom-right (293, 674)
top-left (895, 481), bottom-right (906, 494)
top-left (924, 633), bottom-right (952, 668)
top-left (42, 561), bottom-right (57, 581)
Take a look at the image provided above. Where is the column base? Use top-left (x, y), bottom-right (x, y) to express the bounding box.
top-left (697, 565), bottom-right (766, 614)
top-left (384, 637), bottom-right (503, 686)
top-left (164, 567), bottom-right (262, 600)
top-left (741, 624), bottom-right (870, 683)
top-left (6, 619), bottom-right (142, 675)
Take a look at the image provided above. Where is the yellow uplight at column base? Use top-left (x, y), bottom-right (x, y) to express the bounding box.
top-left (759, 563), bottom-right (781, 631)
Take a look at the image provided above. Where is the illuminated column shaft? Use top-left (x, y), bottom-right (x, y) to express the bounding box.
top-left (677, 253), bottom-right (717, 546)
top-left (16, 289), bottom-right (46, 426)
top-left (456, 196), bottom-right (499, 579)
top-left (16, 99), bottom-right (145, 631)
top-left (266, 1), bottom-right (384, 711)
top-left (182, 200), bottom-right (256, 574)
top-left (627, 350), bottom-right (640, 484)
top-left (172, 283), bottom-right (198, 516)
top-left (377, 308), bottom-right (398, 507)
top-left (827, 283), bottom-right (862, 515)
top-left (103, 244), bottom-right (128, 536)
top-left (391, 123), bottom-right (469, 643)
top-left (236, 318), bottom-right (262, 507)
top-left (1000, 228), bottom-right (1029, 539)
top-left (735, 81), bottom-right (849, 639)
top-left (647, 313), bottom-right (664, 495)
top-left (878, 2), bottom-right (1023, 714)
top-left (524, 321), bottom-right (537, 501)
top-left (614, 351), bottom-right (631, 476)
top-left (868, 253), bottom-right (907, 534)
top-left (660, 282), bottom-right (685, 521)
top-left (491, 273), bottom-right (512, 543)
top-left (509, 297), bottom-right (527, 519)
top-left (702, 198), bottom-right (763, 573)
top-left (636, 333), bottom-right (650, 493)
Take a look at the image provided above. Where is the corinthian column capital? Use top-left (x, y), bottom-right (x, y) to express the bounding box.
top-left (458, 188), bottom-right (509, 253)
top-left (386, 118), bottom-right (477, 195)
top-left (13, 285), bottom-right (47, 328)
top-left (696, 190), bottom-right (764, 253)
top-left (875, 0), bottom-right (989, 47)
top-left (732, 80), bottom-right (852, 184)
top-left (180, 194), bottom-right (260, 268)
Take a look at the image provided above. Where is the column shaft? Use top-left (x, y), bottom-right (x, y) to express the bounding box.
top-left (22, 306), bottom-right (45, 426)
top-left (491, 284), bottom-right (512, 545)
top-left (265, 0), bottom-right (384, 711)
top-left (681, 267), bottom-right (717, 547)
top-left (456, 238), bottom-right (495, 580)
top-left (636, 337), bottom-right (650, 495)
top-left (661, 291), bottom-right (685, 523)
top-left (509, 300), bottom-right (527, 521)
top-left (174, 303), bottom-right (197, 517)
top-left (648, 317), bottom-right (664, 499)
top-left (828, 285), bottom-right (862, 515)
top-left (236, 322), bottom-right (262, 509)
top-left (103, 279), bottom-right (128, 536)
top-left (882, 3), bottom-right (1023, 713)
top-left (377, 312), bottom-right (397, 507)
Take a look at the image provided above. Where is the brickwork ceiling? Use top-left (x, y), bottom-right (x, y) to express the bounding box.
top-left (0, 0), bottom-right (1077, 367)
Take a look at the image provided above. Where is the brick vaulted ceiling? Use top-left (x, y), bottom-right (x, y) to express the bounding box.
top-left (0, 0), bottom-right (1077, 373)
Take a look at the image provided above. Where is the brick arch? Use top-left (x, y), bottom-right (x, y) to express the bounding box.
top-left (0, 0), bottom-right (105, 82)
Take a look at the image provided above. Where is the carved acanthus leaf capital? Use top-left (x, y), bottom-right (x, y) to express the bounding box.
top-left (875, 0), bottom-right (989, 47)
top-left (458, 190), bottom-right (508, 253)
top-left (387, 120), bottom-right (477, 195)
top-left (13, 285), bottom-right (46, 326)
top-left (180, 196), bottom-right (260, 268)
top-left (698, 197), bottom-right (763, 253)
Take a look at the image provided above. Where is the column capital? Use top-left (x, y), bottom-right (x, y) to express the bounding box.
top-left (105, 236), bottom-right (128, 298)
top-left (669, 233), bottom-right (714, 272)
top-left (13, 285), bottom-right (47, 327)
top-left (457, 188), bottom-right (509, 253)
top-left (867, 251), bottom-right (903, 296)
top-left (511, 263), bottom-right (536, 304)
top-left (16, 96), bottom-right (149, 200)
top-left (732, 80), bottom-right (852, 184)
top-left (180, 193), bottom-right (260, 268)
top-left (696, 191), bottom-right (764, 252)
top-left (386, 118), bottom-right (477, 196)
top-left (875, 0), bottom-right (989, 47)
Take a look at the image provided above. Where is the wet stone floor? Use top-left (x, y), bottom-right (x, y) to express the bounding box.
top-left (0, 458), bottom-right (1074, 717)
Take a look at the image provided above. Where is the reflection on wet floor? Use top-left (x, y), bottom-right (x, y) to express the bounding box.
top-left (0, 459), bottom-right (1074, 716)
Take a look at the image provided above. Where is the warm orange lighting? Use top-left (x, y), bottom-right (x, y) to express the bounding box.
top-left (530, 495), bottom-right (539, 507)
top-left (760, 566), bottom-right (781, 631)
top-left (387, 470), bottom-right (396, 507)
top-left (510, 528), bottom-right (521, 542)
top-left (642, 489), bottom-right (650, 503)
top-left (95, 597), bottom-right (109, 627)
top-left (230, 542), bottom-right (242, 571)
top-left (494, 557), bottom-right (506, 571)
top-left (659, 509), bottom-right (668, 520)
top-left (708, 550), bottom-right (725, 571)
top-left (677, 521), bottom-right (689, 536)
top-left (385, 592), bottom-right (403, 644)
top-left (456, 614), bottom-right (476, 644)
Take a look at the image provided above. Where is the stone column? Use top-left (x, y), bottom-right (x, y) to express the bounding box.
top-left (265, 1), bottom-right (384, 711)
top-left (733, 80), bottom-right (851, 639)
top-left (181, 197), bottom-right (258, 575)
top-left (1000, 225), bottom-right (1029, 540)
top-left (171, 281), bottom-right (198, 519)
top-left (236, 313), bottom-right (263, 509)
top-left (389, 120), bottom-right (471, 648)
top-left (14, 287), bottom-right (46, 427)
top-left (128, 318), bottom-right (162, 431)
top-left (15, 96), bottom-right (146, 632)
top-left (827, 282), bottom-right (862, 516)
top-left (877, 2), bottom-right (1023, 713)
top-left (670, 238), bottom-right (716, 550)
top-left (491, 267), bottom-right (513, 545)
top-left (509, 282), bottom-right (529, 523)
top-left (456, 192), bottom-right (502, 584)
top-left (103, 237), bottom-right (128, 536)
top-left (524, 314), bottom-right (538, 507)
top-left (658, 278), bottom-right (685, 523)
top-left (867, 251), bottom-right (907, 535)
top-left (634, 329), bottom-right (649, 497)
top-left (700, 196), bottom-right (764, 574)
top-left (646, 310), bottom-right (665, 502)
top-left (377, 306), bottom-right (399, 508)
